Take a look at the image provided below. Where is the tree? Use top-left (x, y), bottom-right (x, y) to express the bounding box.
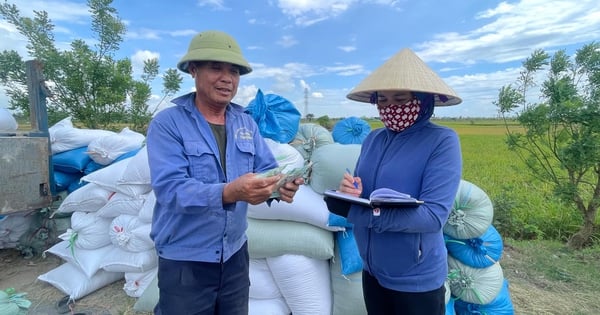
top-left (495, 42), bottom-right (600, 249)
top-left (0, 0), bottom-right (182, 131)
top-left (316, 115), bottom-right (332, 130)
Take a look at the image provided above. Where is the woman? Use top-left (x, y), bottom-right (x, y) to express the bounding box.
top-left (338, 48), bottom-right (463, 314)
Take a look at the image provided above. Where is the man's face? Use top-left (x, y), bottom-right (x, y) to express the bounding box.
top-left (191, 61), bottom-right (241, 107)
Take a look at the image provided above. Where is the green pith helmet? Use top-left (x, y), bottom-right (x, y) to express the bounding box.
top-left (177, 30), bottom-right (252, 75)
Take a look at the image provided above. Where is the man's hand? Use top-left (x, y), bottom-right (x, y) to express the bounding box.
top-left (223, 173), bottom-right (282, 205)
top-left (277, 177), bottom-right (304, 203)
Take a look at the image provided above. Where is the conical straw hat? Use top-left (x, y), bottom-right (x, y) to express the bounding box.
top-left (346, 48), bottom-right (462, 106)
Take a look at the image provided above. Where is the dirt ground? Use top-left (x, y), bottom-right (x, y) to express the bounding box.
top-left (0, 248), bottom-right (147, 315)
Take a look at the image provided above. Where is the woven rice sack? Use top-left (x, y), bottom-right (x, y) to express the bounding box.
top-left (331, 117), bottom-right (371, 145)
top-left (308, 143), bottom-right (361, 194)
top-left (290, 123), bottom-right (334, 160)
top-left (444, 179), bottom-right (493, 239)
top-left (330, 241), bottom-right (366, 315)
top-left (0, 107), bottom-right (18, 132)
top-left (447, 256), bottom-right (504, 305)
top-left (445, 224), bottom-right (504, 268)
top-left (454, 279), bottom-right (515, 314)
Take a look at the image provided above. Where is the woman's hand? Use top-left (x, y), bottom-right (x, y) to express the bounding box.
top-left (339, 172), bottom-right (362, 197)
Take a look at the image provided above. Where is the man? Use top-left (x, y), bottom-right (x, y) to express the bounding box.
top-left (146, 30), bottom-right (302, 315)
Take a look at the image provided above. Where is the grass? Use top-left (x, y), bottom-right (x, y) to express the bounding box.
top-left (501, 239), bottom-right (600, 314)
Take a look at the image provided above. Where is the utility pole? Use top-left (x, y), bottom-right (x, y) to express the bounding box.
top-left (304, 87), bottom-right (308, 118)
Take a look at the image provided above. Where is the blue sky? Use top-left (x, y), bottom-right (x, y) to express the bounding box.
top-left (1, 0), bottom-right (599, 118)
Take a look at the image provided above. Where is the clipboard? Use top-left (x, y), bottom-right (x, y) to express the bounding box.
top-left (323, 189), bottom-right (424, 209)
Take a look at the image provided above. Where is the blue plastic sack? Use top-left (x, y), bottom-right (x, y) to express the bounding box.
top-left (52, 146), bottom-right (91, 173)
top-left (332, 116), bottom-right (371, 144)
top-left (329, 213), bottom-right (363, 275)
top-left (454, 279), bottom-right (515, 314)
top-left (446, 298), bottom-right (456, 315)
top-left (445, 225), bottom-right (504, 268)
top-left (54, 170), bottom-right (83, 192)
top-left (245, 89), bottom-right (301, 143)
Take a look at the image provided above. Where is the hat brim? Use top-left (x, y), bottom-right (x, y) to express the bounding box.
top-left (347, 89), bottom-right (462, 107)
top-left (346, 48), bottom-right (462, 107)
top-left (177, 48), bottom-right (252, 75)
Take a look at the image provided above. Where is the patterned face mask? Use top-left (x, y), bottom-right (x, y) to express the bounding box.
top-left (378, 98), bottom-right (421, 132)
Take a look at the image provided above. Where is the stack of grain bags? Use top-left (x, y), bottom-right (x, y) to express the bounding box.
top-left (443, 179), bottom-right (515, 314)
top-left (240, 92), bottom-right (369, 314)
top-left (244, 122), bottom-right (368, 315)
top-left (36, 113), bottom-right (368, 314)
top-left (38, 117), bottom-right (156, 300)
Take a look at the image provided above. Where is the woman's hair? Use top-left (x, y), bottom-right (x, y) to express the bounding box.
top-left (413, 92), bottom-right (435, 122)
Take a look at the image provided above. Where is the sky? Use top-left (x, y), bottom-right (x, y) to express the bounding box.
top-left (1, 0), bottom-right (599, 119)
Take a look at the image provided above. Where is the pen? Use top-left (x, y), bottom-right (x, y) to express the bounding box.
top-left (346, 168), bottom-right (359, 189)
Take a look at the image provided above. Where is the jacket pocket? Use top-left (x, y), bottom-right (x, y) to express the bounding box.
top-left (183, 141), bottom-right (218, 183)
top-left (234, 140), bottom-right (256, 174)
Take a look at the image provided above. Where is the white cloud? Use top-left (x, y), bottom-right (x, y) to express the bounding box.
top-left (276, 0), bottom-right (354, 16)
top-left (324, 64), bottom-right (367, 76)
top-left (126, 29), bottom-right (161, 40)
top-left (277, 35), bottom-right (299, 48)
top-left (415, 0), bottom-right (600, 65)
top-left (338, 45), bottom-right (356, 52)
top-left (8, 0), bottom-right (89, 22)
top-left (131, 50), bottom-right (161, 77)
top-left (277, 0), bottom-right (355, 25)
top-left (233, 84), bottom-right (260, 107)
top-left (300, 80), bottom-right (310, 90)
top-left (197, 0), bottom-right (230, 10)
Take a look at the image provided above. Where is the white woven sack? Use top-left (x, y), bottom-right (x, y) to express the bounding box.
top-left (133, 273), bottom-right (158, 312)
top-left (53, 183), bottom-right (113, 215)
top-left (119, 146), bottom-right (151, 185)
top-left (138, 191), bottom-right (155, 223)
top-left (247, 184), bottom-right (345, 232)
top-left (249, 297), bottom-right (291, 315)
top-left (0, 107), bottom-right (18, 131)
top-left (444, 179), bottom-right (494, 239)
top-left (266, 254), bottom-right (332, 315)
top-left (49, 117), bottom-right (116, 154)
top-left (96, 192), bottom-right (145, 218)
top-left (44, 240), bottom-right (113, 278)
top-left (37, 262), bottom-right (123, 300)
top-left (249, 258), bottom-right (282, 300)
top-left (264, 138), bottom-right (305, 171)
top-left (100, 246), bottom-right (158, 273)
top-left (109, 214), bottom-right (154, 252)
top-left (123, 267), bottom-right (158, 298)
top-left (60, 211), bottom-right (112, 250)
top-left (87, 127), bottom-right (145, 165)
top-left (82, 158), bottom-right (151, 197)
top-left (447, 256), bottom-right (504, 305)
